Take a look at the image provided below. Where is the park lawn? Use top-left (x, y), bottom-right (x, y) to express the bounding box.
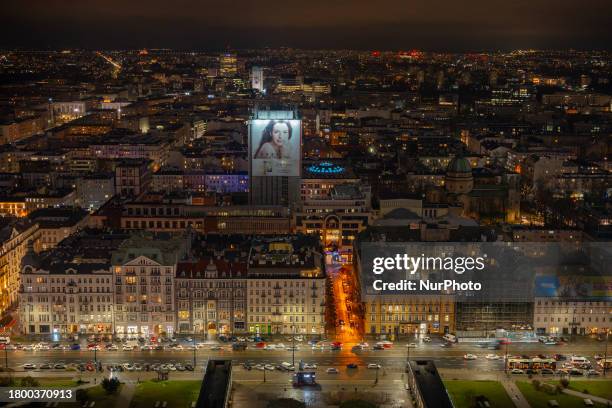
top-left (516, 381), bottom-right (606, 408)
top-left (130, 380), bottom-right (201, 408)
top-left (13, 376), bottom-right (79, 387)
top-left (444, 380), bottom-right (515, 408)
top-left (38, 377), bottom-right (80, 387)
top-left (56, 384), bottom-right (123, 408)
top-left (565, 380), bottom-right (612, 401)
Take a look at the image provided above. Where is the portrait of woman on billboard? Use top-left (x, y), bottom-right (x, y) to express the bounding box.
top-left (254, 120), bottom-right (293, 160)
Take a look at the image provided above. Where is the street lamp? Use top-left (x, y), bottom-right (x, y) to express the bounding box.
top-left (291, 325), bottom-right (296, 368)
top-left (604, 329), bottom-right (610, 377)
top-left (504, 338), bottom-right (509, 375)
top-left (193, 332), bottom-right (197, 369)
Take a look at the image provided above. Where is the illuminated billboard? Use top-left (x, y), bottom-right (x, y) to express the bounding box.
top-left (250, 119), bottom-right (301, 177)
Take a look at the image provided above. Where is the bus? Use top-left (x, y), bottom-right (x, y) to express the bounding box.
top-left (506, 358), bottom-right (557, 371)
top-left (597, 358), bottom-right (612, 370)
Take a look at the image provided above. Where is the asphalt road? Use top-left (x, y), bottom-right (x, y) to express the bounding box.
top-left (2, 338), bottom-right (607, 372)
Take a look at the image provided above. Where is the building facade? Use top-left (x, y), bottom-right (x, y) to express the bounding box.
top-left (246, 237), bottom-right (326, 335)
top-left (111, 233), bottom-right (190, 337)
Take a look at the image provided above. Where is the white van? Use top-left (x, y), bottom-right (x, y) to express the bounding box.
top-left (570, 356), bottom-right (589, 364)
top-left (443, 334), bottom-right (457, 343)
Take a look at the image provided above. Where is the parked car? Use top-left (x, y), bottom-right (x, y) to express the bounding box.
top-left (367, 363), bottom-right (381, 369)
top-left (510, 369), bottom-right (524, 374)
top-left (326, 368), bottom-right (339, 374)
top-left (346, 363), bottom-right (358, 369)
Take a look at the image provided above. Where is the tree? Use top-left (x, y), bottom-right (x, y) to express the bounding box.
top-left (339, 400), bottom-right (377, 408)
top-left (0, 376), bottom-right (15, 387)
top-left (20, 376), bottom-right (39, 387)
top-left (266, 398), bottom-right (305, 408)
top-left (101, 377), bottom-right (120, 394)
top-left (76, 389), bottom-right (89, 405)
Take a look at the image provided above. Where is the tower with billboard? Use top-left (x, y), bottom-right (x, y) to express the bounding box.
top-left (251, 66), bottom-right (264, 92)
top-left (249, 108), bottom-right (301, 206)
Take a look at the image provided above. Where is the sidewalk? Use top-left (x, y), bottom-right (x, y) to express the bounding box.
top-left (116, 382), bottom-right (136, 408)
top-left (500, 379), bottom-right (531, 408)
top-left (562, 388), bottom-right (612, 405)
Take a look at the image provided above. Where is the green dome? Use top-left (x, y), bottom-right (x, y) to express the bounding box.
top-left (447, 156), bottom-right (472, 174)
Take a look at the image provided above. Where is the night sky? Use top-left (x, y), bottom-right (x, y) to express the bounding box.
top-left (3, 0), bottom-right (612, 51)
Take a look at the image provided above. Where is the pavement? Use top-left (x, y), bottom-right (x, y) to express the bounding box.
top-left (561, 388), bottom-right (612, 405)
top-left (501, 379), bottom-right (531, 408)
top-left (116, 382), bottom-right (136, 408)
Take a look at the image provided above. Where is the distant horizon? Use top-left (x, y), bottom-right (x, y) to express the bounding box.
top-left (2, 47), bottom-right (612, 53)
top-left (4, 0), bottom-right (612, 52)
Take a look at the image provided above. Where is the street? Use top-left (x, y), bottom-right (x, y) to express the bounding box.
top-left (2, 337), bottom-right (608, 373)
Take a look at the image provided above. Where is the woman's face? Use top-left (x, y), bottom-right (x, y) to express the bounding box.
top-left (271, 123), bottom-right (289, 146)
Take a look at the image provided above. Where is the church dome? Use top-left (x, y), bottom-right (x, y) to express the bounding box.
top-left (447, 155), bottom-right (472, 174)
top-left (445, 155), bottom-right (473, 194)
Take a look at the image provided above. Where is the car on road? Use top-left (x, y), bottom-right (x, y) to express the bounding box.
top-left (367, 363), bottom-right (381, 369)
top-left (569, 368), bottom-right (584, 376)
top-left (70, 344), bottom-right (80, 351)
top-left (303, 363), bottom-right (317, 369)
top-left (23, 363), bottom-right (36, 370)
top-left (463, 354), bottom-right (477, 360)
top-left (406, 343), bottom-right (418, 348)
top-left (373, 344), bottom-right (385, 350)
top-left (510, 369), bottom-right (524, 374)
top-left (540, 368), bottom-right (555, 375)
top-left (422, 336), bottom-right (431, 342)
top-left (87, 344), bottom-right (100, 351)
top-left (586, 369), bottom-right (600, 376)
top-left (326, 368), bottom-right (339, 374)
top-left (439, 342), bottom-right (451, 348)
top-left (264, 364), bottom-right (275, 371)
top-left (280, 362), bottom-right (295, 371)
top-left (106, 344), bottom-right (119, 351)
top-left (40, 363), bottom-right (52, 369)
top-left (346, 363), bottom-right (358, 369)
top-left (525, 369), bottom-right (538, 375)
top-left (485, 354), bottom-right (500, 360)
